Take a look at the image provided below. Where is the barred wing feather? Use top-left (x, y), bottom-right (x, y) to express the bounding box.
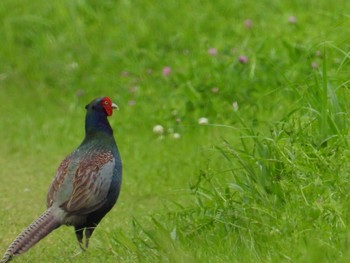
top-left (47, 151), bottom-right (115, 215)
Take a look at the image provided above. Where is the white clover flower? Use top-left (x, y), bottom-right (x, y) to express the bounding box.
top-left (67, 62), bottom-right (79, 70)
top-left (198, 117), bottom-right (209, 125)
top-left (288, 16), bottom-right (297, 24)
top-left (172, 133), bottom-right (181, 139)
top-left (153, 125), bottom-right (164, 135)
top-left (232, 101), bottom-right (239, 111)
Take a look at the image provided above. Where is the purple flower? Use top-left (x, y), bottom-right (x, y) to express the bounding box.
top-left (128, 86), bottom-right (139, 93)
top-left (208, 48), bottom-right (218, 56)
top-left (311, 62), bottom-right (318, 69)
top-left (128, 100), bottom-right (136, 106)
top-left (244, 19), bottom-right (253, 28)
top-left (238, 55), bottom-right (248, 64)
top-left (76, 89), bottom-right (85, 97)
top-left (120, 71), bottom-right (129, 77)
top-left (211, 87), bottom-right (219, 93)
top-left (162, 66), bottom-right (172, 76)
top-left (288, 16), bottom-right (297, 24)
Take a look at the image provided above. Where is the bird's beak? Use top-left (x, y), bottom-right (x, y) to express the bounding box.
top-left (112, 103), bottom-right (119, 110)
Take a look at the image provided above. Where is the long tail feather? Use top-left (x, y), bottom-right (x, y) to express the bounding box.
top-left (0, 208), bottom-right (60, 263)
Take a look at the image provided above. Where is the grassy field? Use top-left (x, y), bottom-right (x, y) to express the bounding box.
top-left (1, 0), bottom-right (350, 262)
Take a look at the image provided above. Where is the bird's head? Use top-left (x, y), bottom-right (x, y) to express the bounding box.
top-left (85, 97), bottom-right (119, 117)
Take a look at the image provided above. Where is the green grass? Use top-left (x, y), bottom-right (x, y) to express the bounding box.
top-left (1, 0), bottom-right (350, 262)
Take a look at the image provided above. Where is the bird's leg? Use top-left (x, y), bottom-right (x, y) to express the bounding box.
top-left (74, 226), bottom-right (85, 250)
top-left (84, 227), bottom-right (96, 248)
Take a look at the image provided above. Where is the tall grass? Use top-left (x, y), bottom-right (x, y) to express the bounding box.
top-left (1, 0), bottom-right (350, 262)
top-left (110, 56), bottom-right (350, 262)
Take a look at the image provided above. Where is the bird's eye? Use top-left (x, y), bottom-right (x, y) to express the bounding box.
top-left (104, 100), bottom-right (109, 105)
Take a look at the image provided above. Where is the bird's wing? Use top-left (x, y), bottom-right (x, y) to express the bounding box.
top-left (46, 156), bottom-right (71, 208)
top-left (47, 151), bottom-right (115, 215)
top-left (64, 151), bottom-right (115, 214)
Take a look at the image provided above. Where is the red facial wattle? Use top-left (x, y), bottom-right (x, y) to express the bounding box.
top-left (100, 97), bottom-right (118, 116)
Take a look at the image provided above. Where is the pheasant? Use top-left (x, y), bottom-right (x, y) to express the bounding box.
top-left (0, 97), bottom-right (122, 263)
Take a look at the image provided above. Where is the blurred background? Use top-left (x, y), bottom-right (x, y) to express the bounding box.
top-left (1, 0), bottom-right (350, 262)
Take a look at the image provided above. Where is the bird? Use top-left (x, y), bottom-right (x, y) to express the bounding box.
top-left (0, 96), bottom-right (122, 263)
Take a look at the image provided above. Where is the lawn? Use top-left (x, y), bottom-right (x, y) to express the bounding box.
top-left (1, 0), bottom-right (350, 262)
